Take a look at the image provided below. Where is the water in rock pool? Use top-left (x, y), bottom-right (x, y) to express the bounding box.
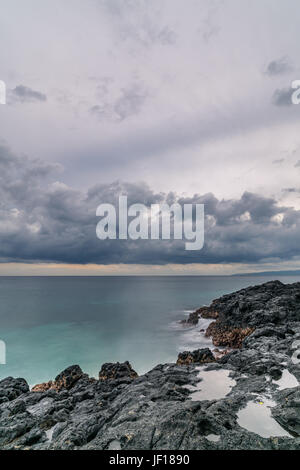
top-left (237, 398), bottom-right (292, 438)
top-left (1, 274), bottom-right (300, 386)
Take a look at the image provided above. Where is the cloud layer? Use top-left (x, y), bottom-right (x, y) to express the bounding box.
top-left (1, 145), bottom-right (300, 266)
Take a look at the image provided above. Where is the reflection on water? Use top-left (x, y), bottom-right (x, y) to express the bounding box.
top-left (237, 398), bottom-right (291, 438)
top-left (273, 369), bottom-right (298, 390)
top-left (186, 368), bottom-right (236, 401)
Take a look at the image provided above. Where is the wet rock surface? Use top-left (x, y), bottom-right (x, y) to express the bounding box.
top-left (0, 280), bottom-right (299, 450)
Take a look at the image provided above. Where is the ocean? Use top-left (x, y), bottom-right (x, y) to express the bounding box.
top-left (1, 274), bottom-right (300, 387)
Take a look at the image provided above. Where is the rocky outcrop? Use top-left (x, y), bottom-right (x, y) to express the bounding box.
top-left (0, 281), bottom-right (299, 450)
top-left (177, 348), bottom-right (215, 365)
top-left (99, 361), bottom-right (138, 381)
top-left (0, 377), bottom-right (29, 404)
top-left (32, 365), bottom-right (93, 393)
top-left (205, 324), bottom-right (255, 348)
top-left (182, 306), bottom-right (219, 325)
top-left (203, 280), bottom-right (300, 328)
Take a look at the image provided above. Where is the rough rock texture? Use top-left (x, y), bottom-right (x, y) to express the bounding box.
top-left (205, 324), bottom-right (255, 348)
top-left (182, 306), bottom-right (219, 325)
top-left (99, 361), bottom-right (138, 382)
top-left (32, 365), bottom-right (91, 393)
top-left (0, 280), bottom-right (300, 450)
top-left (177, 348), bottom-right (215, 365)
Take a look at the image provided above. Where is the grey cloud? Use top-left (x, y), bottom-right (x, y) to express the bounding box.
top-left (266, 57), bottom-right (293, 76)
top-left (101, 0), bottom-right (176, 48)
top-left (273, 158), bottom-right (285, 164)
top-left (282, 188), bottom-right (297, 193)
top-left (199, 0), bottom-right (221, 43)
top-left (114, 84), bottom-right (148, 120)
top-left (1, 145), bottom-right (300, 266)
top-left (294, 160), bottom-right (300, 168)
top-left (90, 82), bottom-right (148, 122)
top-left (9, 85), bottom-right (47, 104)
top-left (272, 87), bottom-right (293, 107)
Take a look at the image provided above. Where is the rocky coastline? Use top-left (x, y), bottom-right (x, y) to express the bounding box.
top-left (0, 280), bottom-right (299, 450)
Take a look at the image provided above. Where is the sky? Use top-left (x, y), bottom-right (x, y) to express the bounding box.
top-left (1, 0), bottom-right (300, 275)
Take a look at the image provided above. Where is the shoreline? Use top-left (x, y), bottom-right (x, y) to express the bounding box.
top-left (0, 280), bottom-right (299, 450)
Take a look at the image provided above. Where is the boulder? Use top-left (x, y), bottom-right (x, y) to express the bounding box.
top-left (99, 361), bottom-right (138, 381)
top-left (177, 348), bottom-right (215, 365)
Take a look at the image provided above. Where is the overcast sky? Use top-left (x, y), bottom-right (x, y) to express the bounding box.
top-left (1, 0), bottom-right (300, 274)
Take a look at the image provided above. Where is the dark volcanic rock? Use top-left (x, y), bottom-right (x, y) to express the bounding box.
top-left (0, 377), bottom-right (29, 403)
top-left (0, 281), bottom-right (300, 450)
top-left (272, 388), bottom-right (300, 437)
top-left (205, 280), bottom-right (300, 328)
top-left (32, 365), bottom-right (84, 392)
top-left (177, 348), bottom-right (215, 365)
top-left (182, 306), bottom-right (219, 325)
top-left (99, 361), bottom-right (138, 382)
top-left (54, 365), bottom-right (84, 390)
top-left (181, 310), bottom-right (200, 325)
top-left (205, 323), bottom-right (255, 348)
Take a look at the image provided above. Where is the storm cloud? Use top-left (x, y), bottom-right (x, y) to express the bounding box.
top-left (1, 145), bottom-right (300, 266)
top-left (9, 85), bottom-right (47, 104)
top-left (266, 57), bottom-right (293, 76)
top-left (272, 88), bottom-right (294, 107)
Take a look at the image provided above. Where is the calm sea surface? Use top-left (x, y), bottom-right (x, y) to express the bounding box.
top-left (1, 275), bottom-right (300, 386)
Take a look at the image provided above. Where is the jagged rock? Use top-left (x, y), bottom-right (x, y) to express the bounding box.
top-left (0, 377), bottom-right (29, 401)
top-left (272, 388), bottom-right (300, 437)
top-left (181, 310), bottom-right (199, 325)
top-left (54, 365), bottom-right (84, 390)
top-left (177, 348), bottom-right (215, 365)
top-left (32, 381), bottom-right (54, 393)
top-left (181, 306), bottom-right (219, 325)
top-left (99, 361), bottom-right (138, 381)
top-left (205, 323), bottom-right (255, 348)
top-left (32, 365), bottom-right (83, 392)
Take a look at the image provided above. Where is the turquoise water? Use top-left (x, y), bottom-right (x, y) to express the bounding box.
top-left (0, 275), bottom-right (300, 386)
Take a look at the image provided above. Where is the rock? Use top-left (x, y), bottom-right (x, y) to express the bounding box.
top-left (99, 361), bottom-right (138, 381)
top-left (181, 310), bottom-right (199, 325)
top-left (272, 388), bottom-right (300, 436)
top-left (181, 306), bottom-right (219, 325)
top-left (0, 377), bottom-right (29, 401)
top-left (54, 365), bottom-right (84, 390)
top-left (32, 365), bottom-right (84, 393)
top-left (32, 381), bottom-right (54, 393)
top-left (197, 306), bottom-right (219, 320)
top-left (177, 348), bottom-right (215, 365)
top-left (205, 323), bottom-right (255, 348)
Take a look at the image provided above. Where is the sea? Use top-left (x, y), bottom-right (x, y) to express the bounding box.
top-left (1, 274), bottom-right (300, 387)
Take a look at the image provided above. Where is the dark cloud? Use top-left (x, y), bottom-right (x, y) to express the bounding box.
top-left (272, 87), bottom-right (293, 107)
top-left (9, 85), bottom-right (47, 104)
top-left (282, 188), bottom-right (297, 193)
top-left (266, 57), bottom-right (293, 76)
top-left (1, 145), bottom-right (300, 266)
top-left (273, 158), bottom-right (285, 165)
